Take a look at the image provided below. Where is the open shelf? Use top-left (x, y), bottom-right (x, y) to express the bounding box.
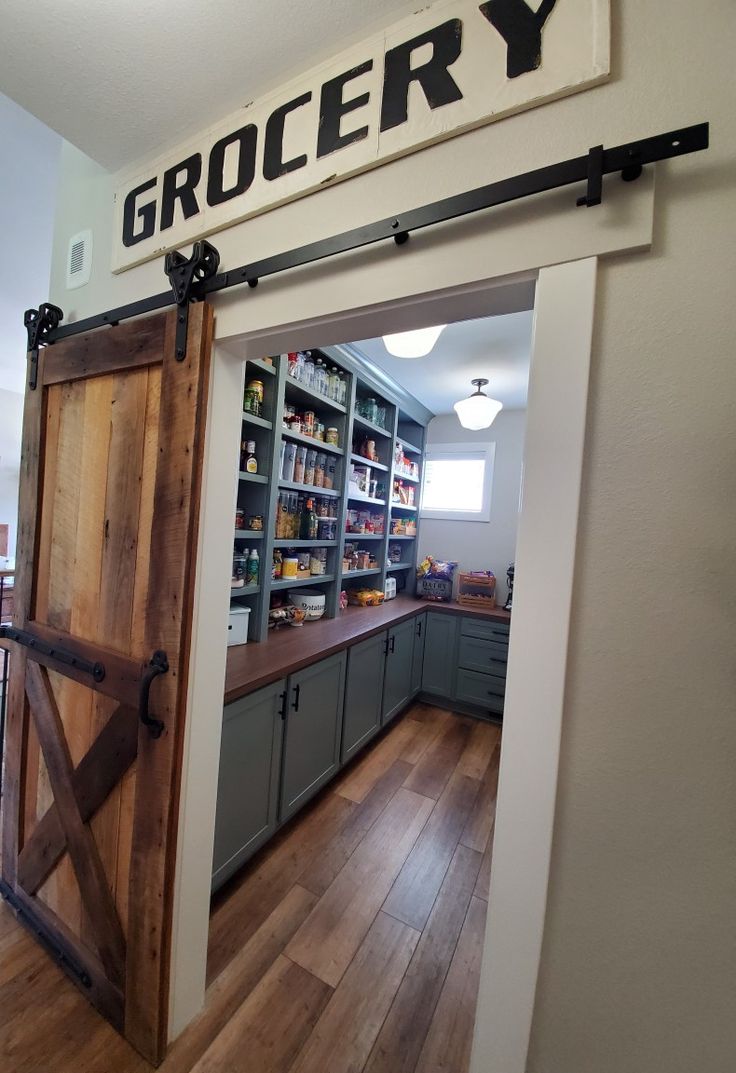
top-left (239, 471), bottom-right (269, 485)
top-left (230, 583), bottom-right (260, 596)
top-left (387, 533), bottom-right (416, 540)
top-left (387, 562), bottom-right (413, 572)
top-left (342, 533), bottom-right (384, 541)
top-left (278, 480), bottom-right (341, 498)
top-left (282, 428), bottom-right (344, 455)
top-left (284, 378), bottom-right (347, 415)
top-left (273, 539), bottom-right (338, 548)
top-left (352, 412), bottom-right (392, 439)
top-left (242, 412), bottom-right (273, 431)
top-left (246, 358), bottom-right (277, 377)
top-left (394, 471), bottom-right (420, 484)
top-left (234, 529), bottom-right (265, 539)
top-left (390, 502), bottom-right (417, 511)
top-left (350, 452), bottom-right (389, 472)
top-left (396, 436), bottom-right (422, 455)
top-left (342, 567), bottom-right (382, 580)
top-left (271, 574), bottom-right (336, 590)
top-left (347, 493), bottom-right (386, 506)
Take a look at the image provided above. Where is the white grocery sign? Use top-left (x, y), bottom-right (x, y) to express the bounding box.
top-left (112, 0), bottom-right (609, 272)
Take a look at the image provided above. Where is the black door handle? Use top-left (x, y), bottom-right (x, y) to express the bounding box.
top-left (139, 650), bottom-right (168, 738)
top-left (416, 619), bottom-right (422, 638)
top-left (390, 635), bottom-right (396, 654)
top-left (291, 683), bottom-right (301, 712)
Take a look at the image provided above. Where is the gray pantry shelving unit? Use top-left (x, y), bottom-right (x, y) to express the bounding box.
top-left (229, 345), bottom-right (430, 644)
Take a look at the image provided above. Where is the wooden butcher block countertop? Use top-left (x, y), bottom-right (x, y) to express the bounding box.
top-left (224, 595), bottom-right (510, 704)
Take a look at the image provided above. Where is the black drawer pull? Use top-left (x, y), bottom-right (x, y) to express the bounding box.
top-left (291, 683), bottom-right (301, 712)
top-left (416, 619), bottom-right (422, 638)
top-left (390, 635), bottom-right (396, 654)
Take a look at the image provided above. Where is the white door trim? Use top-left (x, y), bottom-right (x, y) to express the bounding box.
top-left (169, 257), bottom-right (598, 1073)
top-left (470, 257), bottom-right (598, 1073)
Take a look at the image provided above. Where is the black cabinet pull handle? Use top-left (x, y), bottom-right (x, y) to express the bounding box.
top-left (139, 650), bottom-right (168, 738)
top-left (416, 620), bottom-right (422, 638)
top-left (384, 637), bottom-right (389, 656)
top-left (390, 635), bottom-right (396, 654)
top-left (291, 683), bottom-right (301, 712)
top-left (279, 690), bottom-right (288, 719)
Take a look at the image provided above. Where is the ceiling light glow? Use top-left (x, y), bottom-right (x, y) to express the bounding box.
top-left (382, 324), bottom-right (446, 358)
top-left (454, 378), bottom-right (503, 430)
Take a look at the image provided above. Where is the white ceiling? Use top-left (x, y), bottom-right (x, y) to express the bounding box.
top-left (0, 0), bottom-right (421, 172)
top-left (354, 311), bottom-right (533, 415)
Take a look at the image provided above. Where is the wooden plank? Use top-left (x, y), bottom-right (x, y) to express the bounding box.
top-left (474, 819), bottom-right (496, 901)
top-left (33, 376), bottom-right (61, 626)
top-left (207, 789), bottom-right (356, 985)
top-left (460, 742), bottom-right (501, 853)
top-left (456, 720), bottom-right (501, 781)
top-left (42, 314), bottom-right (167, 386)
top-left (403, 719), bottom-right (472, 801)
top-left (87, 368), bottom-right (148, 948)
top-left (336, 718), bottom-right (424, 804)
top-left (190, 954), bottom-right (331, 1073)
top-left (25, 662), bottom-right (126, 989)
top-left (1, 345), bottom-right (45, 885)
top-left (299, 759), bottom-right (413, 897)
top-left (124, 303), bottom-right (213, 1062)
top-left (382, 770), bottom-right (480, 931)
top-left (286, 787), bottom-right (434, 987)
top-left (290, 911), bottom-right (420, 1073)
top-left (159, 884), bottom-right (317, 1072)
top-left (398, 707), bottom-right (452, 765)
top-left (17, 704), bottom-right (138, 894)
top-left (365, 843), bottom-right (482, 1073)
top-left (5, 879), bottom-right (125, 1033)
top-left (414, 895), bottom-right (489, 1073)
top-left (19, 621), bottom-right (145, 710)
top-left (45, 380), bottom-right (85, 634)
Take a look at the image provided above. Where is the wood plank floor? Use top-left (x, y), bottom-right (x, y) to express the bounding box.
top-left (0, 703), bottom-right (501, 1073)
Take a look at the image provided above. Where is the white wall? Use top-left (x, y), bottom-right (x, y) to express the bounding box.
top-left (47, 2), bottom-right (736, 1071)
top-left (417, 410), bottom-right (525, 600)
top-left (0, 389), bottom-right (24, 557)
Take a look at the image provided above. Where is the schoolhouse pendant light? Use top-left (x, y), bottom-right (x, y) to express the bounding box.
top-left (454, 378), bottom-right (503, 430)
top-left (382, 324), bottom-right (446, 358)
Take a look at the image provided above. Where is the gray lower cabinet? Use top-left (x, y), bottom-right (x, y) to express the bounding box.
top-left (410, 613), bottom-right (426, 695)
top-left (342, 631), bottom-right (387, 761)
top-left (421, 612), bottom-right (459, 697)
top-left (280, 650), bottom-right (346, 821)
top-left (381, 618), bottom-right (415, 724)
top-left (212, 679), bottom-right (285, 891)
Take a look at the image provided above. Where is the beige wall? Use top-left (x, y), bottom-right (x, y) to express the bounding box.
top-left (417, 410), bottom-right (526, 599)
top-left (49, 2), bottom-right (736, 1070)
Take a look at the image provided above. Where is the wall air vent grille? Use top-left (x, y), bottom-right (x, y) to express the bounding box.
top-left (66, 230), bottom-right (93, 290)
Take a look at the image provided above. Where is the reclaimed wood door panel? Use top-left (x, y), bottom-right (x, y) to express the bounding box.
top-left (0, 304), bottom-right (213, 1065)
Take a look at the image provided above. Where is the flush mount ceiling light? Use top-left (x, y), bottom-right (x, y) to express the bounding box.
top-left (454, 378), bottom-right (503, 430)
top-left (382, 324), bottom-right (446, 358)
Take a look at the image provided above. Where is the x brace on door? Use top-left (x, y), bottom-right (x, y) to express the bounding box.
top-left (22, 122), bottom-right (709, 381)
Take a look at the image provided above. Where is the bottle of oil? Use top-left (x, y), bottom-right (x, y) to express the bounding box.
top-left (299, 497), bottom-right (318, 540)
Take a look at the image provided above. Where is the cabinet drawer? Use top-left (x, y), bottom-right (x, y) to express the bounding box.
top-left (460, 617), bottom-right (510, 644)
top-left (455, 669), bottom-right (506, 714)
top-left (458, 634), bottom-right (508, 673)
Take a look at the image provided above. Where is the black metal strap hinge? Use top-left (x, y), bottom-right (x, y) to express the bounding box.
top-left (164, 240), bottom-right (220, 361)
top-left (0, 625), bottom-right (105, 683)
top-left (138, 649), bottom-right (169, 738)
top-left (0, 878), bottom-right (92, 988)
top-left (24, 303), bottom-right (64, 390)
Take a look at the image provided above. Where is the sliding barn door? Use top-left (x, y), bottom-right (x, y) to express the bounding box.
top-left (1, 304), bottom-right (213, 1064)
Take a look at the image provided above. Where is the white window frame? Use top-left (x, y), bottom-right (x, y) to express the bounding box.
top-left (419, 441), bottom-right (495, 523)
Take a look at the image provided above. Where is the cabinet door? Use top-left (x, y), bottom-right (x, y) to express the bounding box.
top-left (382, 618), bottom-right (415, 724)
top-left (212, 679), bottom-right (286, 891)
top-left (280, 651), bottom-right (346, 821)
top-left (411, 613), bottom-right (427, 695)
top-left (422, 612), bottom-right (459, 697)
top-left (343, 632), bottom-right (387, 762)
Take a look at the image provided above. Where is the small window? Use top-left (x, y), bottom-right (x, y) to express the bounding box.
top-left (420, 443), bottom-right (495, 522)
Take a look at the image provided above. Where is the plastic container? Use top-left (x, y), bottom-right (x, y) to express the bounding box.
top-left (227, 604), bottom-right (251, 646)
top-left (282, 557), bottom-right (299, 579)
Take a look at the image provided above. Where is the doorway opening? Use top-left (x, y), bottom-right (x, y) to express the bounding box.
top-left (198, 284), bottom-right (534, 1071)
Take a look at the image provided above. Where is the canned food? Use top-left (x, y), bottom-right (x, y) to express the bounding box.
top-left (302, 411), bottom-right (316, 433)
top-left (247, 379), bottom-right (264, 403)
top-left (325, 427), bottom-right (339, 445)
